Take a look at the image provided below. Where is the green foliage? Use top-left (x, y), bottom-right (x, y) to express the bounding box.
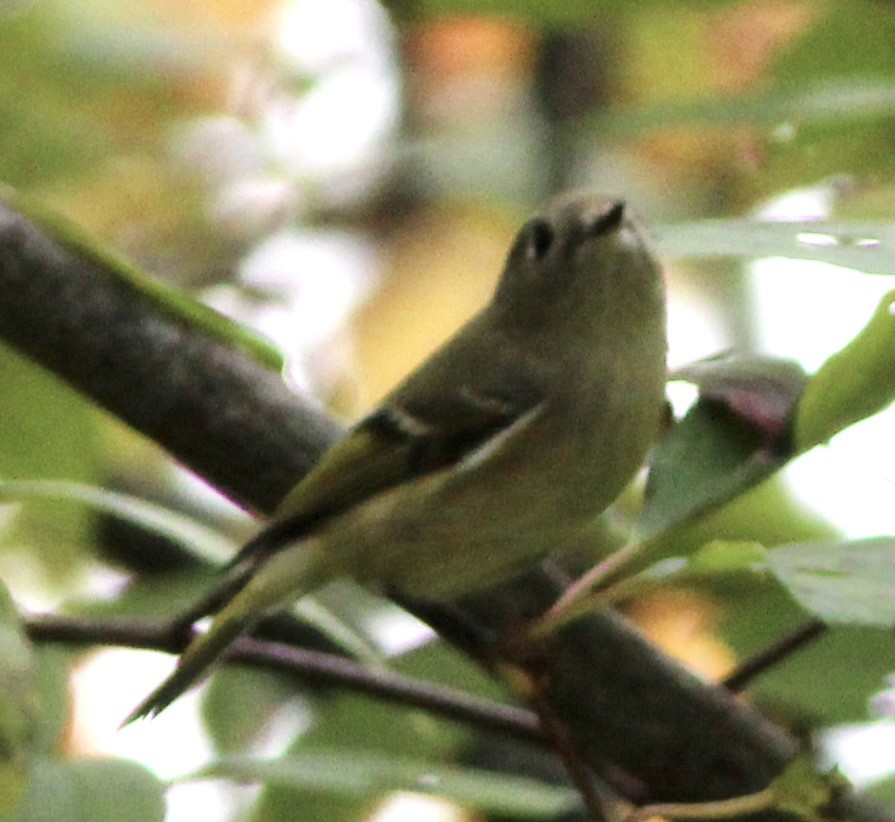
top-left (0, 2), bottom-right (217, 189)
top-left (586, 78), bottom-right (895, 140)
top-left (0, 0), bottom-right (892, 820)
top-left (0, 187), bottom-right (286, 373)
top-left (6, 758), bottom-right (165, 822)
top-left (0, 582), bottom-right (38, 819)
top-left (796, 290), bottom-right (895, 450)
top-left (0, 582), bottom-right (163, 822)
top-left (769, 755), bottom-right (847, 821)
top-left (185, 750), bottom-right (580, 818)
top-left (768, 538), bottom-right (895, 628)
top-left (0, 479), bottom-right (238, 566)
top-left (0, 346), bottom-right (98, 586)
top-left (641, 354), bottom-right (808, 540)
top-left (654, 220), bottom-right (895, 275)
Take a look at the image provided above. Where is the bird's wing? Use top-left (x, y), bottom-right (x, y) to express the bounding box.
top-left (125, 368), bottom-right (547, 723)
top-left (232, 354), bottom-right (547, 569)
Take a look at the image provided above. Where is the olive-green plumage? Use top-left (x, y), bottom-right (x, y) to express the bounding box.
top-left (124, 192), bottom-right (667, 723)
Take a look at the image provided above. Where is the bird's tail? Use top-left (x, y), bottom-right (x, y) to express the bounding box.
top-left (123, 542), bottom-right (330, 725)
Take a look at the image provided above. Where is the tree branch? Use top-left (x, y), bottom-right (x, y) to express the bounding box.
top-left (3, 198), bottom-right (881, 818)
top-left (24, 614), bottom-right (544, 745)
top-left (0, 193), bottom-right (342, 514)
top-left (723, 620), bottom-right (828, 693)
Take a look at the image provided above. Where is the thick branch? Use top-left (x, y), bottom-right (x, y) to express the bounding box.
top-left (0, 199), bottom-right (851, 815)
top-left (0, 197), bottom-right (341, 513)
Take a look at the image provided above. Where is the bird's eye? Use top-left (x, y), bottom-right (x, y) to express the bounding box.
top-left (522, 218), bottom-right (555, 262)
top-left (588, 201), bottom-right (626, 236)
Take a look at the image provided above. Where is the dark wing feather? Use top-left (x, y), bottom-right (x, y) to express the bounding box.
top-left (231, 379), bottom-right (545, 570)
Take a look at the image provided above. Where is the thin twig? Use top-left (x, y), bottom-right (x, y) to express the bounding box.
top-left (722, 619), bottom-right (827, 692)
top-left (25, 614), bottom-right (545, 745)
top-left (625, 787), bottom-right (776, 822)
top-left (530, 539), bottom-right (643, 638)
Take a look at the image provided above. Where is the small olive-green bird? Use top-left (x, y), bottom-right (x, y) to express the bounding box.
top-left (125, 192), bottom-right (667, 722)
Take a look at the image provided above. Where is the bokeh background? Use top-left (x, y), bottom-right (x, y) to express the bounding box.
top-left (0, 1), bottom-right (893, 820)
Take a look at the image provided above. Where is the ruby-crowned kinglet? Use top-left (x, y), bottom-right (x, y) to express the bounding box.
top-left (126, 193), bottom-right (667, 722)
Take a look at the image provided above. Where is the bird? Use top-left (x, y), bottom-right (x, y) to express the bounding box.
top-left (124, 192), bottom-right (667, 723)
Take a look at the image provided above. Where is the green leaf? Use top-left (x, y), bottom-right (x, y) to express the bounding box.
top-left (671, 354), bottom-right (808, 443)
top-left (252, 687), bottom-right (435, 821)
top-left (581, 77), bottom-right (895, 137)
top-left (716, 572), bottom-right (892, 725)
top-left (0, 186), bottom-right (285, 372)
top-left (865, 772), bottom-right (895, 805)
top-left (770, 755), bottom-right (847, 822)
top-left (641, 355), bottom-right (807, 539)
top-left (795, 290), bottom-right (895, 450)
top-left (684, 540), bottom-right (769, 573)
top-left (28, 648), bottom-right (72, 760)
top-left (653, 220), bottom-right (895, 274)
top-left (387, 0), bottom-right (638, 24)
top-left (641, 402), bottom-right (777, 539)
top-left (641, 471), bottom-right (840, 572)
top-left (8, 758), bottom-right (165, 822)
top-left (773, 1), bottom-right (894, 83)
top-left (603, 541), bottom-right (768, 604)
top-left (643, 293), bottom-right (895, 546)
top-left (768, 537), bottom-right (895, 628)
top-left (201, 667), bottom-right (301, 755)
top-left (291, 600), bottom-right (385, 668)
top-left (0, 581), bottom-right (39, 819)
top-left (68, 568), bottom-right (220, 621)
top-left (185, 751), bottom-right (580, 818)
top-left (0, 479), bottom-right (238, 565)
top-left (0, 345), bottom-right (98, 584)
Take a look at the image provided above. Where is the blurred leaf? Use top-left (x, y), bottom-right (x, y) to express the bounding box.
top-left (795, 290), bottom-right (895, 450)
top-left (0, 580), bottom-right (38, 819)
top-left (864, 773), bottom-right (895, 805)
top-left (0, 479), bottom-right (238, 565)
top-left (1, 187), bottom-right (285, 372)
top-left (67, 568), bottom-right (219, 621)
top-left (0, 2), bottom-right (225, 189)
top-left (202, 666), bottom-right (301, 755)
top-left (0, 582), bottom-right (38, 750)
top-left (608, 540), bottom-right (768, 603)
top-left (7, 757), bottom-right (165, 822)
top-left (29, 647), bottom-right (72, 759)
top-left (641, 403), bottom-right (779, 539)
top-left (768, 538), bottom-right (895, 628)
top-left (770, 755), bottom-right (846, 821)
top-left (717, 579), bottom-right (891, 725)
top-left (671, 355), bottom-right (807, 443)
top-left (187, 750), bottom-right (580, 818)
top-left (396, 634), bottom-right (508, 706)
top-left (641, 355), bottom-right (807, 540)
top-left (653, 220), bottom-right (895, 274)
top-left (585, 77), bottom-right (895, 137)
top-left (288, 596), bottom-right (385, 668)
top-left (251, 688), bottom-right (461, 822)
top-left (644, 284), bottom-right (895, 544)
top-left (0, 345), bottom-right (97, 583)
top-left (201, 603), bottom-right (388, 756)
top-left (387, 0), bottom-right (633, 23)
top-left (773, 1), bottom-right (894, 83)
top-left (682, 539), bottom-right (769, 573)
top-left (0, 8), bottom-right (116, 188)
top-left (738, 0), bottom-right (894, 192)
top-left (641, 471), bottom-right (840, 570)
